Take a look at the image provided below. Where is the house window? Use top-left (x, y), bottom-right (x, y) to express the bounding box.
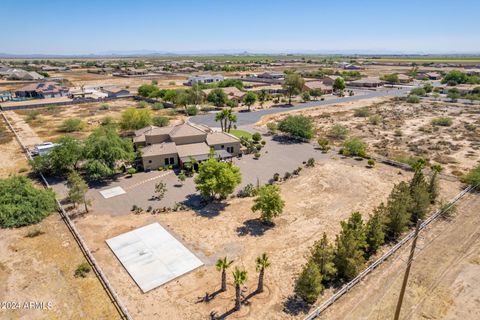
top-left (169, 157), bottom-right (175, 164)
top-left (164, 158), bottom-right (169, 165)
top-left (221, 145), bottom-right (224, 149)
top-left (148, 160), bottom-right (152, 163)
top-left (227, 147), bottom-right (234, 153)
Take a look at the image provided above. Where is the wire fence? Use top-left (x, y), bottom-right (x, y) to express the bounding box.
top-left (304, 184), bottom-right (475, 320)
top-left (1, 111), bottom-right (132, 320)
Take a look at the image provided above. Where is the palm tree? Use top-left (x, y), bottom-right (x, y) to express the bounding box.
top-left (232, 267), bottom-right (247, 311)
top-left (215, 257), bottom-right (233, 292)
top-left (215, 111), bottom-right (226, 132)
top-left (227, 112), bottom-right (237, 133)
top-left (255, 253), bottom-right (270, 293)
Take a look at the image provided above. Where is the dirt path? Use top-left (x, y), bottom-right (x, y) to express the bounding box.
top-left (4, 110), bottom-right (42, 147)
top-left (319, 191), bottom-right (480, 320)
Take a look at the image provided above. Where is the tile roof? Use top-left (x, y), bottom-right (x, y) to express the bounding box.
top-left (176, 142), bottom-right (210, 158)
top-left (206, 132), bottom-right (239, 145)
top-left (142, 142), bottom-right (177, 157)
top-left (169, 123), bottom-right (207, 138)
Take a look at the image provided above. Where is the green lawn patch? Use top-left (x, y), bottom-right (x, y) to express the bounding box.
top-left (229, 129), bottom-right (253, 140)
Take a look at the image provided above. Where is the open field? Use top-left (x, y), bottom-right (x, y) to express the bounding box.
top-left (258, 98), bottom-right (480, 177)
top-left (10, 99), bottom-right (184, 143)
top-left (319, 191), bottom-right (480, 320)
top-left (72, 158), bottom-right (460, 319)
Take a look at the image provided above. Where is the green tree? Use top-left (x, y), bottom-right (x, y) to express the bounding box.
top-left (0, 176), bottom-right (56, 228)
top-left (194, 158), bottom-right (241, 200)
top-left (282, 73), bottom-right (305, 104)
top-left (295, 259), bottom-right (323, 303)
top-left (163, 89), bottom-right (178, 103)
top-left (60, 118), bottom-right (85, 132)
top-left (278, 115), bottom-right (314, 139)
top-left (232, 267), bottom-right (248, 311)
top-left (119, 107), bottom-right (152, 131)
top-left (333, 77), bottom-right (346, 91)
top-left (30, 136), bottom-right (83, 176)
top-left (341, 138), bottom-right (367, 157)
top-left (428, 165), bottom-right (442, 203)
top-left (409, 160), bottom-right (430, 223)
top-left (381, 74), bottom-right (400, 84)
top-left (83, 127), bottom-right (135, 180)
top-left (255, 253), bottom-right (271, 293)
top-left (187, 84), bottom-right (204, 105)
top-left (310, 88), bottom-right (323, 100)
top-left (258, 89), bottom-right (268, 106)
top-left (243, 92), bottom-right (257, 111)
top-left (365, 204), bottom-right (386, 256)
top-left (310, 233), bottom-right (337, 282)
top-left (385, 182), bottom-right (412, 239)
top-left (177, 170), bottom-right (186, 186)
top-left (137, 83), bottom-right (159, 98)
top-left (251, 185), bottom-right (285, 224)
top-left (207, 88), bottom-right (229, 108)
top-left (215, 257), bottom-right (233, 292)
top-left (67, 171), bottom-right (90, 213)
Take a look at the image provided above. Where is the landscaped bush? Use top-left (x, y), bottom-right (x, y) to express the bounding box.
top-left (252, 132), bottom-right (262, 142)
top-left (0, 176), bottom-right (56, 228)
top-left (367, 158), bottom-right (375, 167)
top-left (409, 88), bottom-right (427, 96)
top-left (273, 173), bottom-right (280, 182)
top-left (151, 102), bottom-right (164, 110)
top-left (266, 122), bottom-right (278, 134)
top-left (137, 101), bottom-right (149, 108)
top-left (278, 115), bottom-right (314, 140)
top-left (152, 116), bottom-right (170, 127)
top-left (237, 183), bottom-right (258, 198)
top-left (353, 108), bottom-right (369, 117)
top-left (60, 118), bottom-right (85, 132)
top-left (431, 117), bottom-right (453, 127)
top-left (254, 152), bottom-right (261, 159)
top-left (317, 138), bottom-right (330, 151)
top-left (306, 158), bottom-right (315, 167)
top-left (341, 138), bottom-right (367, 157)
top-left (186, 106), bottom-right (199, 116)
top-left (327, 124), bottom-right (349, 140)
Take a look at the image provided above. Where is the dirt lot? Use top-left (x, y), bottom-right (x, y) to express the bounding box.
top-left (11, 99), bottom-right (184, 143)
top-left (319, 191), bottom-right (480, 320)
top-left (259, 98), bottom-right (480, 176)
top-left (0, 214), bottom-right (120, 320)
top-left (73, 159), bottom-right (459, 319)
top-left (0, 119), bottom-right (29, 177)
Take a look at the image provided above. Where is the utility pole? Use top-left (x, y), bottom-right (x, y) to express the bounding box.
top-left (394, 219), bottom-right (422, 320)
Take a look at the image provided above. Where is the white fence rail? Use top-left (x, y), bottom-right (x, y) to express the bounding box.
top-left (304, 184), bottom-right (474, 320)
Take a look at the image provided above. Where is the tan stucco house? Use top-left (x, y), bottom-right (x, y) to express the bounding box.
top-left (134, 122), bottom-right (241, 171)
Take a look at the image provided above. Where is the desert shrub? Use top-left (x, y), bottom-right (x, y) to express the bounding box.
top-left (394, 129), bottom-right (403, 136)
top-left (60, 118), bottom-right (85, 132)
top-left (252, 132), bottom-right (262, 142)
top-left (327, 124), bottom-right (348, 140)
top-left (152, 102), bottom-right (164, 110)
top-left (254, 152), bottom-right (261, 159)
top-left (273, 173), bottom-right (280, 181)
top-left (74, 262), bottom-right (91, 278)
top-left (99, 103), bottom-right (110, 110)
top-left (26, 110), bottom-right (40, 122)
top-left (461, 165), bottom-right (480, 186)
top-left (341, 138), bottom-right (367, 157)
top-left (407, 95), bottom-right (420, 103)
top-left (168, 109), bottom-right (177, 116)
top-left (137, 101), bottom-right (149, 108)
top-left (367, 158), bottom-right (375, 167)
top-left (261, 140), bottom-right (266, 145)
top-left (186, 106), bottom-right (198, 116)
top-left (368, 115), bottom-right (383, 125)
top-left (306, 158), bottom-right (315, 167)
top-left (152, 116), bottom-right (170, 127)
top-left (25, 228), bottom-right (44, 238)
top-left (410, 88), bottom-right (427, 96)
top-left (100, 116), bottom-right (116, 127)
top-left (284, 172), bottom-right (292, 180)
top-left (317, 138), bottom-right (330, 151)
top-left (238, 183), bottom-right (258, 198)
top-left (354, 108), bottom-right (369, 117)
top-left (278, 115), bottom-right (314, 140)
top-left (0, 176), bottom-right (56, 228)
top-left (127, 167), bottom-right (136, 176)
top-left (394, 155), bottom-right (425, 167)
top-left (431, 117), bottom-right (453, 127)
top-left (266, 122), bottom-right (277, 134)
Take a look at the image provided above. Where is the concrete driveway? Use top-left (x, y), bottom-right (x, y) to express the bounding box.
top-left (190, 87), bottom-right (410, 127)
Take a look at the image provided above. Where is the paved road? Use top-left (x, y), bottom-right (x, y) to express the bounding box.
top-left (190, 87), bottom-right (410, 127)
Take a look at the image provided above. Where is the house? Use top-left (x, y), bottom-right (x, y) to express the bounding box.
top-left (184, 74), bottom-right (224, 86)
top-left (257, 72), bottom-right (284, 80)
top-left (134, 122), bottom-right (241, 170)
top-left (397, 74), bottom-right (412, 83)
top-left (347, 78), bottom-right (384, 88)
top-left (303, 81), bottom-right (333, 94)
top-left (202, 87), bottom-right (246, 101)
top-left (15, 82), bottom-right (69, 99)
top-left (101, 86), bottom-right (130, 98)
top-left (343, 64), bottom-right (362, 70)
top-left (318, 76), bottom-right (340, 86)
top-left (68, 87), bottom-right (108, 100)
top-left (3, 69), bottom-right (44, 81)
top-left (416, 72), bottom-right (441, 80)
top-left (248, 84), bottom-right (285, 94)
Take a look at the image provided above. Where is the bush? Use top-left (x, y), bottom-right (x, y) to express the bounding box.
top-left (394, 129), bottom-right (403, 137)
top-left (0, 176), bottom-right (56, 228)
top-left (306, 158), bottom-right (315, 167)
top-left (60, 118), bottom-right (85, 132)
top-left (152, 116), bottom-right (170, 127)
top-left (99, 103), bottom-right (110, 110)
top-left (407, 95), bottom-right (420, 103)
top-left (137, 101), bottom-right (149, 108)
top-left (367, 158), bottom-right (375, 167)
top-left (185, 106), bottom-right (198, 116)
top-left (341, 138), bottom-right (367, 157)
top-left (368, 115), bottom-right (383, 125)
top-left (26, 110), bottom-right (40, 122)
top-left (327, 124), bottom-right (348, 140)
top-left (354, 108), bottom-right (369, 117)
top-left (410, 88), bottom-right (427, 96)
top-left (295, 260), bottom-right (323, 303)
top-left (238, 183), bottom-right (258, 198)
top-left (254, 152), bottom-right (261, 159)
top-left (317, 138), bottom-right (330, 151)
top-left (74, 262), bottom-right (91, 278)
top-left (431, 117), bottom-right (453, 127)
top-left (278, 115), bottom-right (314, 140)
top-left (273, 173), bottom-right (280, 181)
top-left (461, 165), bottom-right (480, 186)
top-left (25, 228), bottom-right (44, 238)
top-left (127, 167), bottom-right (136, 176)
top-left (151, 103), bottom-right (164, 110)
top-left (252, 132), bottom-right (262, 142)
top-left (266, 122), bottom-right (277, 134)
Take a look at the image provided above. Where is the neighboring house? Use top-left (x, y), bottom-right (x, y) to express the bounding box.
top-left (443, 84), bottom-right (479, 94)
top-left (68, 87), bottom-right (108, 100)
top-left (127, 68), bottom-right (147, 75)
top-left (303, 81), bottom-right (333, 94)
top-left (347, 78), bottom-right (384, 88)
top-left (248, 84), bottom-right (285, 94)
top-left (101, 86), bottom-right (130, 98)
top-left (202, 87), bottom-right (246, 101)
top-left (134, 122), bottom-right (241, 170)
top-left (184, 74), bottom-right (224, 86)
top-left (416, 72), bottom-right (441, 80)
top-left (397, 74), bottom-right (412, 83)
top-left (318, 75), bottom-right (340, 86)
top-left (257, 72), bottom-right (284, 80)
top-left (15, 82), bottom-right (69, 98)
top-left (3, 68), bottom-right (44, 81)
top-left (465, 69), bottom-right (480, 76)
top-left (343, 64), bottom-right (362, 70)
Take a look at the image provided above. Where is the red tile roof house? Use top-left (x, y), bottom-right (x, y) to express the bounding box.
top-left (15, 82), bottom-right (69, 99)
top-left (134, 122), bottom-right (241, 171)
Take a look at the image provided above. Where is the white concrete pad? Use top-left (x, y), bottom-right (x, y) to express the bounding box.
top-left (106, 223), bottom-right (203, 292)
top-left (99, 186), bottom-right (126, 199)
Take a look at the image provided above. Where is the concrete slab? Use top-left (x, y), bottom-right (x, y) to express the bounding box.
top-left (99, 186), bottom-right (126, 199)
top-left (106, 223), bottom-right (203, 293)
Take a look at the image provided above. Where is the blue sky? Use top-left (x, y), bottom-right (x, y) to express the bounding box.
top-left (2, 0), bottom-right (480, 55)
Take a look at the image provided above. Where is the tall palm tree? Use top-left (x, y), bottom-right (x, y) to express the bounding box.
top-left (227, 112), bottom-right (237, 133)
top-left (215, 111), bottom-right (226, 132)
top-left (215, 257), bottom-right (233, 292)
top-left (232, 267), bottom-right (247, 311)
top-left (255, 253), bottom-right (270, 293)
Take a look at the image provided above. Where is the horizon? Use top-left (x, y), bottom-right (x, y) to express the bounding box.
top-left (2, 0), bottom-right (480, 56)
